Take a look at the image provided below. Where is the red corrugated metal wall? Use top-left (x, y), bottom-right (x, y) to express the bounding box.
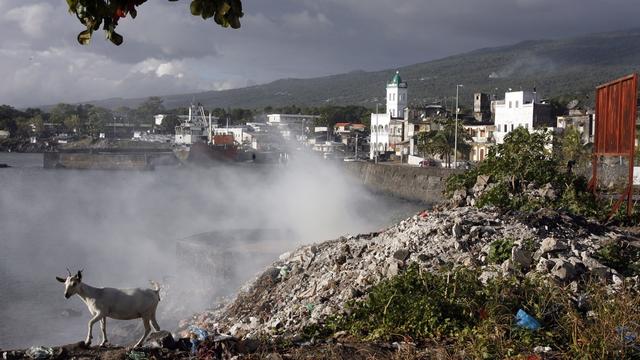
top-left (594, 74), bottom-right (638, 156)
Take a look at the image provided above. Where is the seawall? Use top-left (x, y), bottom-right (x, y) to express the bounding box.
top-left (343, 162), bottom-right (463, 204)
top-left (44, 152), bottom-right (154, 170)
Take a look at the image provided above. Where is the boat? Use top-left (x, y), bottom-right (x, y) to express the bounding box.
top-left (173, 104), bottom-right (239, 165)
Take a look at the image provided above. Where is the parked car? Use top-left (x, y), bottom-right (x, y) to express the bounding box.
top-left (419, 159), bottom-right (439, 167)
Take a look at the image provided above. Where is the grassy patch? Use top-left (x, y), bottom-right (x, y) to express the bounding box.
top-left (310, 264), bottom-right (640, 358)
top-left (595, 241), bottom-right (640, 277)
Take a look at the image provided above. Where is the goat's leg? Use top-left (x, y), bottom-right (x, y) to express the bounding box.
top-left (133, 318), bottom-right (151, 348)
top-left (99, 317), bottom-right (109, 347)
top-left (151, 315), bottom-right (160, 332)
top-left (85, 313), bottom-right (101, 346)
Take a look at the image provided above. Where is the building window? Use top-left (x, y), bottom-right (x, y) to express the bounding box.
top-left (515, 101), bottom-right (519, 108)
top-left (480, 148), bottom-right (485, 160)
top-left (511, 124), bottom-right (514, 131)
top-left (509, 101), bottom-right (512, 108)
top-left (525, 124), bottom-right (529, 130)
top-left (504, 124), bottom-right (507, 132)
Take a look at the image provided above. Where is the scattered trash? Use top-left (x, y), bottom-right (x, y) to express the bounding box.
top-left (277, 266), bottom-right (290, 279)
top-left (616, 324), bottom-right (640, 350)
top-left (533, 345), bottom-right (552, 353)
top-left (25, 346), bottom-right (53, 359)
top-left (145, 330), bottom-right (176, 349)
top-left (127, 350), bottom-right (148, 360)
top-left (189, 325), bottom-right (209, 354)
top-left (515, 309), bottom-right (541, 331)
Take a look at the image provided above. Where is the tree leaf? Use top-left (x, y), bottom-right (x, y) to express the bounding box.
top-left (77, 29), bottom-right (92, 45)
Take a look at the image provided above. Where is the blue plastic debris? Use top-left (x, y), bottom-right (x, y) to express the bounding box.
top-left (616, 324), bottom-right (640, 350)
top-left (188, 325), bottom-right (209, 354)
top-left (515, 309), bottom-right (541, 330)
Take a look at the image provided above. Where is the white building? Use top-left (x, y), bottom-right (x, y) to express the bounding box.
top-left (246, 122), bottom-right (268, 132)
top-left (266, 114), bottom-right (320, 125)
top-left (493, 91), bottom-right (553, 144)
top-left (386, 71), bottom-right (408, 118)
top-left (370, 71), bottom-right (408, 159)
top-left (213, 127), bottom-right (245, 145)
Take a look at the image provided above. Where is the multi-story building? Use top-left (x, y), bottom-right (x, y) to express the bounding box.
top-left (493, 90), bottom-right (554, 144)
top-left (370, 71), bottom-right (408, 159)
top-left (556, 108), bottom-right (595, 144)
top-left (464, 122), bottom-right (495, 161)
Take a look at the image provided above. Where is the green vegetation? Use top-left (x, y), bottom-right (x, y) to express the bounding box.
top-left (487, 238), bottom-right (515, 264)
top-left (0, 100), bottom-right (371, 142)
top-left (595, 241), bottom-right (640, 277)
top-left (66, 0), bottom-right (242, 45)
top-left (445, 127), bottom-right (601, 218)
top-left (415, 118), bottom-right (471, 167)
top-left (309, 265), bottom-right (640, 359)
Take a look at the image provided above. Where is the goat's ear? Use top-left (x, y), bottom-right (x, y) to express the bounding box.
top-left (76, 270), bottom-right (82, 281)
top-left (56, 276), bottom-right (65, 283)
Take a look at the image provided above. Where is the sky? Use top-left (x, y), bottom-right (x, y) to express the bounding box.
top-left (0, 0), bottom-right (638, 108)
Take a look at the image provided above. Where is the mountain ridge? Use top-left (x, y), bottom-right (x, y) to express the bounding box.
top-left (80, 27), bottom-right (640, 110)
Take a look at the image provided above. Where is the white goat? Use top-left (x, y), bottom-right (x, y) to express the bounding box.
top-left (55, 269), bottom-right (161, 348)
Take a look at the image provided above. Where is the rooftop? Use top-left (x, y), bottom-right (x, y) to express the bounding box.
top-left (387, 71), bottom-right (407, 87)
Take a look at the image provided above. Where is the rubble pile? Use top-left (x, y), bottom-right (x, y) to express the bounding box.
top-left (188, 206), bottom-right (635, 341)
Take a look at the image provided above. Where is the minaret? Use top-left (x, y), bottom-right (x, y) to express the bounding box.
top-left (386, 71), bottom-right (408, 118)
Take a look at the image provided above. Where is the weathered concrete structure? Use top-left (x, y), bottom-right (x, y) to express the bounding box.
top-left (344, 162), bottom-right (462, 204)
top-left (44, 152), bottom-right (155, 170)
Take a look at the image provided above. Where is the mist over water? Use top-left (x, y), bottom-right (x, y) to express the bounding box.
top-left (0, 152), bottom-right (422, 349)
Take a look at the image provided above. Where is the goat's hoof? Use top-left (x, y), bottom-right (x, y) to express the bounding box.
top-left (99, 342), bottom-right (109, 348)
top-left (83, 341), bottom-right (91, 348)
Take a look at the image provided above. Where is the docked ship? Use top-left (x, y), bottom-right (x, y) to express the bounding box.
top-left (173, 105), bottom-right (239, 165)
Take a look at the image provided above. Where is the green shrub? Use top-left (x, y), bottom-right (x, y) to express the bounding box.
top-left (595, 241), bottom-right (640, 277)
top-left (487, 238), bottom-right (515, 264)
top-left (312, 264), bottom-right (640, 358)
top-left (329, 265), bottom-right (483, 341)
top-left (445, 127), bottom-right (603, 218)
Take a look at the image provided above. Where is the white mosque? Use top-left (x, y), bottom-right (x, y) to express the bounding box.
top-left (370, 71), bottom-right (408, 160)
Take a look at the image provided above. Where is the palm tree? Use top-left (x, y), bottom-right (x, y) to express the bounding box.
top-left (416, 118), bottom-right (471, 167)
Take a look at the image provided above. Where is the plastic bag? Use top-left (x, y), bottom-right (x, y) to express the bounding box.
top-left (515, 309), bottom-right (541, 330)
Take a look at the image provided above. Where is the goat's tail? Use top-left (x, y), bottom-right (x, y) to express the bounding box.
top-left (149, 280), bottom-right (161, 302)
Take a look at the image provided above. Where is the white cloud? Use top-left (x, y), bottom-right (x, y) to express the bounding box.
top-left (0, 0), bottom-right (638, 107)
top-left (281, 10), bottom-right (332, 30)
top-left (4, 3), bottom-right (53, 38)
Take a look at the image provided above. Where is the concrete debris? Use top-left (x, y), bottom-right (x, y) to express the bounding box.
top-left (182, 206), bottom-right (634, 341)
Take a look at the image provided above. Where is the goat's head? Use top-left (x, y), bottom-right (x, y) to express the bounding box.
top-left (55, 268), bottom-right (83, 299)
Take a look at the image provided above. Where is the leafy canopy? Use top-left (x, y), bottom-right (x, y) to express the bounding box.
top-left (66, 0), bottom-right (243, 46)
